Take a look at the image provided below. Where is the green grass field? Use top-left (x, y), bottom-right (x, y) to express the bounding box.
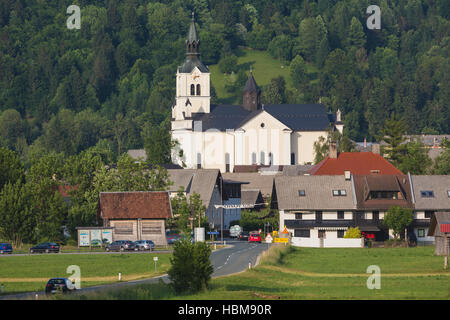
top-left (210, 48), bottom-right (292, 104)
top-left (62, 245), bottom-right (450, 300)
top-left (210, 47), bottom-right (318, 104)
top-left (0, 252), bottom-right (171, 295)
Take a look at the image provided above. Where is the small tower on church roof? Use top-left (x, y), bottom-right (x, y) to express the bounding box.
top-left (242, 69), bottom-right (261, 112)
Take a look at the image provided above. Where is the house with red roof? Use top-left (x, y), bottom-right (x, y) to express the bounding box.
top-left (309, 143), bottom-right (403, 176)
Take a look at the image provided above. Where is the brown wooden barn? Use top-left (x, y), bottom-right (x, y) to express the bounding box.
top-left (98, 192), bottom-right (173, 246)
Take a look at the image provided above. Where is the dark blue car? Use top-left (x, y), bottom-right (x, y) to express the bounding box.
top-left (0, 243), bottom-right (12, 254)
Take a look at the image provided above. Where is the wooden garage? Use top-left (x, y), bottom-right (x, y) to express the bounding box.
top-left (98, 191), bottom-right (173, 246)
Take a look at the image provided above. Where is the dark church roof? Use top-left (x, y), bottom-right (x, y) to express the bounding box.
top-left (179, 57), bottom-right (209, 73)
top-left (263, 104), bottom-right (332, 131)
top-left (243, 72), bottom-right (260, 93)
top-left (187, 16), bottom-right (199, 42)
top-left (192, 105), bottom-right (251, 131)
top-left (191, 104), bottom-right (332, 132)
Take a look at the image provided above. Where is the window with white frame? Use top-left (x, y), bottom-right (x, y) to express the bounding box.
top-left (417, 229), bottom-right (425, 238)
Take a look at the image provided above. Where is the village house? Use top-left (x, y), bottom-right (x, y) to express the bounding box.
top-left (410, 175), bottom-right (450, 244)
top-left (272, 174), bottom-right (361, 248)
top-left (271, 173), bottom-right (432, 247)
top-left (98, 191), bottom-right (172, 246)
top-left (309, 143), bottom-right (403, 175)
top-left (352, 174), bottom-right (414, 241)
top-left (167, 169), bottom-right (246, 230)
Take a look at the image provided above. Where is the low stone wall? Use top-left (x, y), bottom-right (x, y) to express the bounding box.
top-left (292, 237), bottom-right (363, 248)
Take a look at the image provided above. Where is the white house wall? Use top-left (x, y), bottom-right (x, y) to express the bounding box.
top-left (292, 131), bottom-right (327, 165)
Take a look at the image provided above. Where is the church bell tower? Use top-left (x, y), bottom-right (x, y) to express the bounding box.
top-left (172, 12), bottom-right (211, 127)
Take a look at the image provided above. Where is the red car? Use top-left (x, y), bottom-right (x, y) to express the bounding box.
top-left (248, 232), bottom-right (261, 243)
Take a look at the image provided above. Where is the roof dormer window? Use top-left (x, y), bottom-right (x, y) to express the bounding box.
top-left (332, 190), bottom-right (347, 196)
top-left (420, 190), bottom-right (434, 198)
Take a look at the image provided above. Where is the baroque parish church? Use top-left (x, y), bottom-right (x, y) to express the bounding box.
top-left (171, 16), bottom-right (343, 173)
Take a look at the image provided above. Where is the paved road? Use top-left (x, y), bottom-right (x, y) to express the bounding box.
top-left (0, 249), bottom-right (172, 257)
top-left (0, 240), bottom-right (270, 300)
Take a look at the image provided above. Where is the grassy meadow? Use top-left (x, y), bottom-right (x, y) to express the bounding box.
top-left (0, 252), bottom-right (171, 295)
top-left (209, 47), bottom-right (318, 104)
top-left (54, 245), bottom-right (449, 300)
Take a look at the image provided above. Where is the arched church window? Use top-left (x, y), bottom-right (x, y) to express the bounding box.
top-left (191, 84), bottom-right (195, 96)
top-left (196, 84), bottom-right (201, 96)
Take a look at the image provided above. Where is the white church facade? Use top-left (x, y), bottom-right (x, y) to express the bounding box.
top-left (171, 16), bottom-right (343, 173)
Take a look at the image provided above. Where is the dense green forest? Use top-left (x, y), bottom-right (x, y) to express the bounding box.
top-left (0, 0), bottom-right (449, 167)
top-left (0, 0), bottom-right (449, 244)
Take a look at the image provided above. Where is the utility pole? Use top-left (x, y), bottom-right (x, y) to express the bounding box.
top-left (190, 203), bottom-right (194, 233)
top-left (445, 232), bottom-right (448, 270)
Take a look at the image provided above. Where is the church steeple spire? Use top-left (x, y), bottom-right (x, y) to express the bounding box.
top-left (186, 12), bottom-right (200, 58)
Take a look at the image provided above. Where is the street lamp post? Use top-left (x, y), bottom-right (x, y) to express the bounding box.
top-left (221, 176), bottom-right (224, 244)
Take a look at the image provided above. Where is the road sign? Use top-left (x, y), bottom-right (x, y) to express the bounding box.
top-left (282, 226), bottom-right (289, 234)
top-left (153, 256), bottom-right (158, 261)
top-left (273, 231), bottom-right (278, 237)
top-left (258, 229), bottom-right (262, 234)
top-left (265, 234), bottom-right (273, 243)
top-left (274, 237), bottom-right (289, 243)
top-left (207, 231), bottom-right (220, 235)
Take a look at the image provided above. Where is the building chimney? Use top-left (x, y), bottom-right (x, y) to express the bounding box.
top-left (344, 171), bottom-right (351, 180)
top-left (329, 142), bottom-right (338, 159)
top-left (371, 143), bottom-right (380, 154)
top-left (336, 109), bottom-right (342, 122)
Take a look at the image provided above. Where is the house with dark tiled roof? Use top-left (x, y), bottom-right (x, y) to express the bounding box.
top-left (98, 192), bottom-right (173, 246)
top-left (272, 175), bottom-right (362, 247)
top-left (171, 14), bottom-right (343, 173)
top-left (410, 175), bottom-right (450, 244)
top-left (270, 173), bottom-right (438, 247)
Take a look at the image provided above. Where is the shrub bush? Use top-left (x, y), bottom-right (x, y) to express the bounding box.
top-left (168, 238), bottom-right (213, 294)
top-left (344, 227), bottom-right (361, 238)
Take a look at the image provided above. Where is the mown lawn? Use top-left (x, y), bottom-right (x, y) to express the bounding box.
top-left (62, 245), bottom-right (450, 300)
top-left (0, 252), bottom-right (171, 295)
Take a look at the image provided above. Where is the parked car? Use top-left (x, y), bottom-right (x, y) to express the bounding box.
top-left (248, 232), bottom-right (262, 243)
top-left (238, 231), bottom-right (250, 241)
top-left (0, 243), bottom-right (12, 254)
top-left (134, 240), bottom-right (155, 251)
top-left (229, 225), bottom-right (242, 238)
top-left (45, 278), bottom-right (76, 294)
top-left (167, 235), bottom-right (181, 244)
top-left (105, 240), bottom-right (137, 252)
top-left (30, 242), bottom-right (60, 253)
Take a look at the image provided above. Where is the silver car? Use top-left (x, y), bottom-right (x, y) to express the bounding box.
top-left (134, 240), bottom-right (155, 251)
